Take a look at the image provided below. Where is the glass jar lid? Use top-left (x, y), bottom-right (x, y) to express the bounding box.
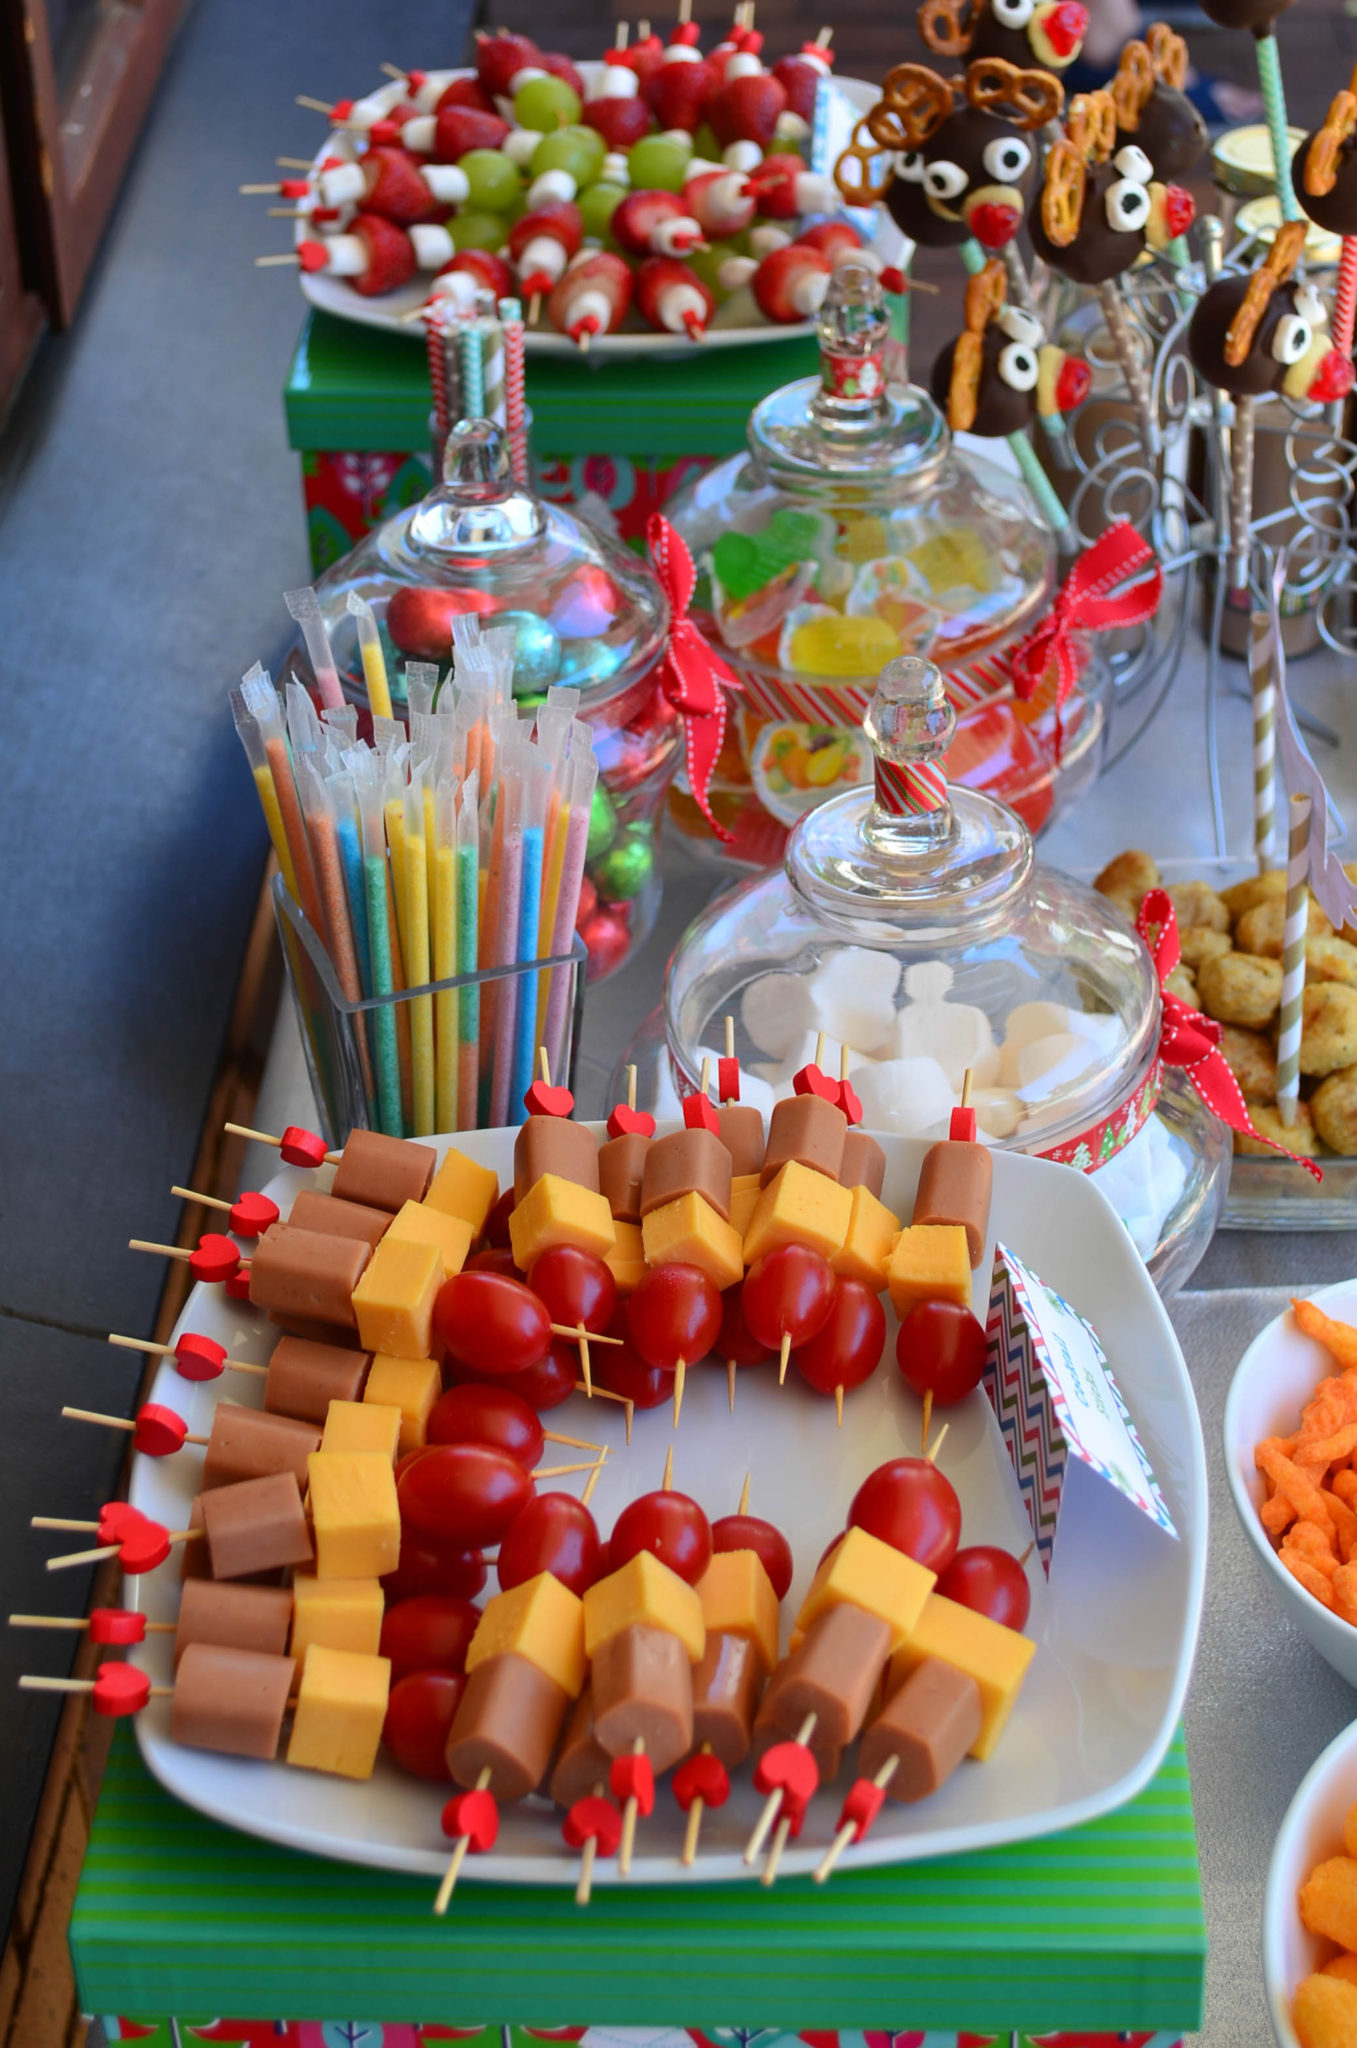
top-left (664, 654), bottom-right (1159, 1154)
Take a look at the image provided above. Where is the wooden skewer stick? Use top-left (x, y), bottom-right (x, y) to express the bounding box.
top-left (435, 1763), bottom-right (492, 1914)
top-left (745, 1712), bottom-right (817, 1865)
top-left (539, 1045), bottom-right (552, 1087)
top-left (533, 1459), bottom-right (607, 1480)
top-left (927, 1422), bottom-right (950, 1465)
top-left (1018, 1540), bottom-right (1036, 1568)
top-left (170, 1186), bottom-right (251, 1215)
top-left (379, 60), bottom-right (406, 78)
top-left (814, 1031), bottom-right (827, 1072)
top-left (814, 1755), bottom-right (900, 1884)
top-left (19, 1674), bottom-right (173, 1698)
top-left (576, 1382), bottom-right (633, 1442)
top-left (108, 1333), bottom-right (266, 1377)
top-left (224, 1121), bottom-right (341, 1162)
top-left (240, 181), bottom-right (285, 194)
top-left (128, 1239), bottom-right (206, 1263)
top-left (739, 1472), bottom-right (751, 1515)
top-left (276, 156), bottom-right (314, 170)
top-left (46, 1529), bottom-right (199, 1572)
top-left (10, 1612), bottom-right (173, 1633)
top-left (762, 1813), bottom-right (794, 1886)
top-left (672, 1356), bottom-right (686, 1428)
top-left (626, 1063), bottom-right (638, 1111)
top-left (724, 1014), bottom-right (735, 1061)
top-left (727, 1358), bottom-right (737, 1413)
top-left (779, 1332), bottom-right (791, 1386)
top-left (617, 1735), bottom-right (646, 1877)
top-left (254, 253), bottom-right (302, 267)
top-left (550, 1322), bottom-right (621, 1346)
top-left (921, 1388), bottom-right (934, 1459)
top-left (840, 1041), bottom-right (852, 1082)
top-left (62, 1405), bottom-right (208, 1445)
top-left (699, 1054), bottom-right (712, 1100)
top-left (613, 20), bottom-right (628, 47)
top-left (681, 1741), bottom-right (714, 1867)
top-left (544, 1429), bottom-right (607, 1453)
top-left (576, 1779), bottom-right (606, 1906)
top-left (295, 94), bottom-right (342, 114)
top-left (580, 1458), bottom-right (605, 1509)
top-left (834, 1385), bottom-right (844, 1429)
top-left (961, 1066), bottom-right (973, 1108)
top-left (815, 24), bottom-right (833, 47)
top-left (528, 293), bottom-right (542, 327)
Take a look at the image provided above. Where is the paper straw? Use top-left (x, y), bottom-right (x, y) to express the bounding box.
top-left (1276, 792), bottom-right (1311, 1123)
top-left (544, 749), bottom-right (597, 1080)
top-left (403, 778), bottom-right (436, 1135)
top-left (1230, 393), bottom-right (1256, 595)
top-left (456, 774), bottom-right (481, 1131)
top-left (1255, 32), bottom-right (1300, 223)
top-left (346, 593), bottom-right (393, 720)
top-left (1335, 238), bottom-right (1357, 359)
top-left (433, 778), bottom-right (460, 1132)
top-left (231, 682), bottom-right (299, 900)
top-left (499, 297), bottom-right (529, 483)
top-left (427, 301), bottom-right (451, 445)
top-left (284, 588), bottom-right (345, 711)
top-left (359, 781), bottom-right (404, 1136)
top-left (1095, 281), bottom-right (1160, 458)
top-left (459, 323), bottom-right (485, 420)
top-left (481, 312), bottom-right (507, 428)
top-left (1248, 611), bottom-right (1277, 871)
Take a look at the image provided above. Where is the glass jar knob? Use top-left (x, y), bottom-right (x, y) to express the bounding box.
top-left (810, 256), bottom-right (893, 436)
top-left (863, 655), bottom-right (957, 858)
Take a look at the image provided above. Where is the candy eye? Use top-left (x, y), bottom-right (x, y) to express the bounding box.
top-left (998, 341), bottom-right (1039, 390)
top-left (1112, 144), bottom-right (1153, 183)
top-left (1295, 285), bottom-right (1325, 327)
top-left (897, 150), bottom-right (926, 183)
top-left (982, 135), bottom-right (1031, 183)
top-left (1272, 313), bottom-right (1313, 365)
top-left (1105, 178), bottom-right (1150, 231)
top-left (998, 305), bottom-right (1042, 345)
top-left (924, 159), bottom-right (968, 200)
top-left (992, 0), bottom-right (1035, 23)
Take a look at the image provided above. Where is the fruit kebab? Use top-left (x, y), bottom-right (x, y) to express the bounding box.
top-left (549, 250), bottom-right (634, 346)
top-left (255, 213), bottom-right (419, 295)
top-left (510, 200), bottom-right (584, 320)
top-left (635, 254), bottom-right (715, 340)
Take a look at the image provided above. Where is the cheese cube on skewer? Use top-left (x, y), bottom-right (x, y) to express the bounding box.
top-left (423, 1146), bottom-right (499, 1233)
top-left (885, 1594), bottom-right (1035, 1759)
top-left (287, 1644), bottom-right (391, 1779)
top-left (351, 1236), bottom-right (442, 1358)
top-left (383, 1200), bottom-right (474, 1279)
top-left (306, 1451), bottom-right (400, 1578)
top-left (291, 1574), bottom-right (385, 1660)
top-left (321, 1400), bottom-right (401, 1459)
top-left (363, 1354), bottom-right (440, 1454)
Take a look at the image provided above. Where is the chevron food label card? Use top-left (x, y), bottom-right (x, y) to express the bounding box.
top-left (984, 1243), bottom-right (1177, 1577)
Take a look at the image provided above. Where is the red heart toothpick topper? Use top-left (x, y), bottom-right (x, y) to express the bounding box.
top-left (97, 1502), bottom-right (147, 1546)
top-left (949, 1106), bottom-right (978, 1143)
top-left (682, 1091), bottom-right (721, 1134)
top-left (793, 1064), bottom-right (839, 1102)
top-left (838, 1774), bottom-right (888, 1844)
top-left (279, 1125), bottom-right (328, 1169)
top-left (607, 1102), bottom-right (656, 1140)
top-left (132, 1404), bottom-right (189, 1459)
top-left (174, 1332), bottom-right (227, 1380)
top-left (609, 1751), bottom-right (655, 1815)
top-left (228, 1191), bottom-right (280, 1236)
top-left (562, 1794), bottom-right (624, 1854)
top-left (188, 1234), bottom-right (241, 1284)
top-left (752, 1738), bottom-right (820, 1814)
top-left (91, 1663), bottom-right (152, 1717)
top-left (838, 1078), bottom-right (864, 1125)
top-left (224, 1264), bottom-right (252, 1301)
top-left (717, 1056), bottom-right (740, 1103)
top-left (524, 1079), bottom-right (575, 1119)
top-left (116, 1516), bottom-right (172, 1575)
top-left (89, 1608), bottom-right (148, 1647)
top-left (672, 1751), bottom-right (730, 1811)
top-left (441, 1787), bottom-right (499, 1852)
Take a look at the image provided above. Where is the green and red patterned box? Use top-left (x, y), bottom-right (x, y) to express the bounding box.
top-left (283, 313), bottom-right (819, 571)
top-left (97, 2026), bottom-right (1185, 2045)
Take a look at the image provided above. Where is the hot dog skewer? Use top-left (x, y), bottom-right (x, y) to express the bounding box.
top-left (813, 1754), bottom-right (901, 1883)
top-left (169, 1186), bottom-right (281, 1237)
top-left (9, 1609), bottom-right (174, 1640)
top-left (435, 1763), bottom-right (496, 1913)
top-left (108, 1332), bottom-right (267, 1381)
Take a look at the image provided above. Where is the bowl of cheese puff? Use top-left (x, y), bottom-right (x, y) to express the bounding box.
top-left (1266, 1719), bottom-right (1357, 2046)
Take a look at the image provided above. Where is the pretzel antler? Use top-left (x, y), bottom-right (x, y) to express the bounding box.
top-left (1303, 64), bottom-right (1357, 198)
top-left (1224, 219), bottom-right (1309, 367)
top-left (919, 0), bottom-right (975, 57)
top-left (966, 56), bottom-right (1063, 128)
top-left (871, 62), bottom-right (959, 148)
top-left (1067, 89), bottom-right (1117, 163)
top-left (834, 116), bottom-right (897, 203)
top-left (965, 256), bottom-right (1008, 333)
top-left (1145, 22), bottom-right (1188, 88)
top-left (1041, 140), bottom-right (1086, 245)
top-left (1111, 40), bottom-right (1154, 130)
top-left (947, 258), bottom-right (1007, 433)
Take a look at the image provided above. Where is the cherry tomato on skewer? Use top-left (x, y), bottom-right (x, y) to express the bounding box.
top-left (382, 1669), bottom-right (465, 1780)
top-left (498, 1492), bottom-right (604, 1597)
top-left (528, 1245), bottom-right (617, 1336)
top-left (742, 1244), bottom-right (835, 1374)
top-left (397, 1441), bottom-right (533, 1548)
top-left (443, 1336), bottom-right (579, 1412)
top-left (792, 1277), bottom-right (885, 1405)
top-left (896, 1299), bottom-right (988, 1407)
top-left (427, 1383), bottom-right (545, 1469)
top-left (382, 1532), bottom-right (486, 1603)
top-left (719, 1283), bottom-right (774, 1370)
top-left (609, 1488), bottom-right (712, 1585)
top-left (594, 1311), bottom-right (673, 1411)
top-left (937, 1545), bottom-right (1031, 1630)
top-left (627, 1264), bottom-right (722, 1372)
top-left (849, 1457), bottom-right (961, 1576)
top-left (465, 1247), bottom-right (519, 1279)
top-left (484, 1187), bottom-right (516, 1250)
top-left (710, 1512), bottom-right (793, 1602)
top-left (433, 1270), bottom-right (551, 1377)
top-left (380, 1595), bottom-right (481, 1681)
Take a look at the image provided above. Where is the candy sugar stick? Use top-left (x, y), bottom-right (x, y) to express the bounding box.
top-left (433, 776), bottom-right (461, 1132)
top-left (231, 681), bottom-right (299, 900)
top-left (489, 765), bottom-right (526, 1128)
top-left (383, 760), bottom-right (412, 963)
top-left (358, 772), bottom-right (404, 1136)
top-left (1255, 30), bottom-right (1300, 223)
top-left (245, 674), bottom-right (327, 940)
top-left (346, 592), bottom-right (393, 720)
top-left (331, 765), bottom-right (374, 997)
top-left (284, 587), bottom-right (345, 711)
top-left (300, 759), bottom-right (377, 1115)
top-left (1276, 792), bottom-right (1311, 1124)
top-left (958, 240), bottom-right (1078, 548)
top-left (457, 771), bottom-right (481, 1130)
top-left (1230, 394), bottom-right (1256, 594)
top-left (535, 775), bottom-right (568, 1051)
top-left (403, 774), bottom-right (436, 1135)
top-left (544, 748), bottom-right (598, 1082)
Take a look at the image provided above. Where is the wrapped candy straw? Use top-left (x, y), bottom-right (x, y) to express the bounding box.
top-left (488, 762), bottom-right (525, 1127)
top-left (357, 768), bottom-right (404, 1136)
top-left (1276, 793), bottom-right (1311, 1124)
top-left (299, 758), bottom-right (376, 1118)
top-left (405, 661), bottom-right (439, 717)
top-left (543, 746), bottom-right (598, 1082)
top-left (457, 770), bottom-right (481, 1130)
top-left (511, 750), bottom-right (553, 1114)
top-left (433, 776), bottom-right (460, 1132)
top-left (284, 587), bottom-right (345, 711)
top-left (346, 593), bottom-right (393, 720)
top-left (231, 678), bottom-right (299, 900)
top-left (384, 761), bottom-right (412, 961)
top-left (403, 773), bottom-right (436, 1135)
top-left (240, 671), bottom-right (326, 939)
top-left (329, 763), bottom-right (373, 997)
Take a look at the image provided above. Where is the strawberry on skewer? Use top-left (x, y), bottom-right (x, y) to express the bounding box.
top-left (257, 214), bottom-right (419, 297)
top-left (613, 189), bottom-right (706, 259)
top-left (549, 251), bottom-right (634, 345)
top-left (773, 36), bottom-right (834, 123)
top-left (509, 201), bottom-right (584, 315)
top-left (317, 146), bottom-right (470, 223)
top-left (683, 168), bottom-right (755, 240)
top-left (752, 241), bottom-right (832, 323)
top-left (741, 152), bottom-right (838, 219)
top-left (636, 255), bottom-right (715, 340)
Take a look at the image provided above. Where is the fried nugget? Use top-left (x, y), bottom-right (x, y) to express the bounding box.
top-left (1236, 894), bottom-right (1334, 958)
top-left (1200, 950), bottom-right (1283, 1029)
top-left (1180, 926), bottom-right (1233, 971)
top-left (1308, 935), bottom-right (1357, 990)
top-left (1302, 984), bottom-right (1357, 1077)
top-left (1220, 1025), bottom-right (1277, 1105)
top-left (1235, 1102), bottom-right (1319, 1158)
top-left (1167, 879), bottom-right (1231, 933)
top-left (1094, 850), bottom-right (1159, 908)
top-left (1314, 1065), bottom-right (1357, 1156)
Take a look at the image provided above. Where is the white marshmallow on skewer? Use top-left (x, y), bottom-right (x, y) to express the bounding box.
top-left (890, 962), bottom-right (997, 1090)
top-left (971, 1088), bottom-right (1022, 1139)
top-left (850, 1057), bottom-right (954, 1139)
top-left (806, 947), bottom-right (901, 1056)
top-left (740, 972), bottom-right (819, 1061)
top-left (1002, 1000), bottom-right (1074, 1051)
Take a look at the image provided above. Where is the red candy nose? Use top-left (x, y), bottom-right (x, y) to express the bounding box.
top-left (296, 241), bottom-right (330, 274)
top-left (1042, 1), bottom-right (1089, 55)
top-left (189, 1234), bottom-right (241, 1284)
top-left (90, 1607), bottom-right (147, 1646)
top-left (967, 202), bottom-right (1020, 250)
top-left (1163, 185), bottom-right (1195, 236)
top-left (279, 1124), bottom-right (328, 1168)
top-left (174, 1332), bottom-right (227, 1380)
top-left (1055, 355), bottom-right (1092, 412)
top-left (1308, 349), bottom-right (1355, 403)
top-left (229, 1191), bottom-right (280, 1236)
top-left (92, 1663), bottom-right (152, 1717)
top-left (133, 1403), bottom-right (189, 1458)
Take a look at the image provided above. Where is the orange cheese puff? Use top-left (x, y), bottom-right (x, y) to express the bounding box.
top-left (1262, 1493), bottom-right (1298, 1538)
top-left (1286, 1521), bottom-right (1339, 1575)
top-left (1298, 1424), bottom-right (1357, 1474)
top-left (1323, 1953), bottom-right (1357, 1984)
top-left (1258, 1441), bottom-right (1337, 1537)
top-left (1344, 1802), bottom-right (1357, 1859)
top-left (1293, 1298), bottom-right (1357, 1372)
top-left (1301, 1374), bottom-right (1357, 1441)
top-left (1302, 1857), bottom-right (1357, 1949)
top-left (1333, 1564), bottom-right (1357, 1625)
top-left (1281, 1548), bottom-right (1337, 1608)
top-left (1294, 1969), bottom-right (1357, 2048)
top-left (1334, 1470), bottom-right (1357, 1510)
top-left (1324, 1490), bottom-right (1357, 1563)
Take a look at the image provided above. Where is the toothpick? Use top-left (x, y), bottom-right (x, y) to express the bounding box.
top-left (434, 1764), bottom-right (492, 1914)
top-left (762, 1814), bottom-right (793, 1886)
top-left (19, 1674), bottom-right (173, 1698)
top-left (618, 1735), bottom-right (646, 1876)
top-left (779, 1332), bottom-right (791, 1385)
top-left (699, 1055), bottom-right (712, 1099)
top-left (738, 1472), bottom-right (751, 1515)
top-left (724, 1014), bottom-right (735, 1060)
top-left (1018, 1540), bottom-right (1036, 1568)
top-left (276, 156), bottom-right (314, 169)
top-left (921, 1388), bottom-right (934, 1458)
top-left (662, 1444), bottom-right (674, 1491)
top-left (815, 24), bottom-right (833, 46)
top-left (533, 1460), bottom-right (606, 1480)
top-left (10, 1612), bottom-right (173, 1633)
top-left (727, 1358), bottom-right (737, 1412)
top-left (544, 1429), bottom-right (607, 1453)
top-left (834, 1385), bottom-right (844, 1429)
top-left (961, 1067), bottom-right (973, 1108)
top-left (626, 1064), bottom-right (637, 1111)
top-left (814, 1031), bottom-right (827, 1071)
top-left (744, 1713), bottom-right (817, 1864)
top-left (926, 1422), bottom-right (950, 1464)
top-left (62, 1405), bottom-right (209, 1445)
top-left (840, 1041), bottom-right (852, 1081)
top-left (295, 94), bottom-right (337, 114)
top-left (581, 1458), bottom-right (605, 1509)
top-left (614, 20), bottom-right (629, 46)
top-left (550, 1322), bottom-right (621, 1346)
top-left (379, 60), bottom-right (406, 78)
top-left (539, 1045), bottom-right (552, 1088)
top-left (576, 1780), bottom-right (605, 1905)
top-left (814, 1756), bottom-right (898, 1883)
top-left (578, 1324), bottom-right (592, 1398)
top-left (673, 1357), bottom-right (686, 1428)
top-left (528, 293), bottom-right (542, 327)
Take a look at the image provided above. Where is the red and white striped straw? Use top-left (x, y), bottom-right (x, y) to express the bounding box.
top-left (499, 296), bottom-right (528, 484)
top-left (426, 301), bottom-right (450, 445)
top-left (1334, 238), bottom-right (1357, 361)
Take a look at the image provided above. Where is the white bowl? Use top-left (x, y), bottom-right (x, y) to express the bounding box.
top-left (1224, 1279), bottom-right (1357, 1690)
top-left (1264, 1719), bottom-right (1357, 2048)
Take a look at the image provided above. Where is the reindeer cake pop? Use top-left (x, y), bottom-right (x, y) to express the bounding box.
top-left (1293, 63), bottom-right (1357, 238)
top-left (835, 58), bottom-right (1061, 255)
top-left (1111, 25), bottom-right (1207, 183)
top-left (1198, 0), bottom-right (1294, 30)
top-left (1029, 88), bottom-right (1194, 284)
top-left (929, 257), bottom-right (1090, 435)
top-left (918, 0), bottom-right (1090, 75)
top-left (1187, 219), bottom-right (1352, 401)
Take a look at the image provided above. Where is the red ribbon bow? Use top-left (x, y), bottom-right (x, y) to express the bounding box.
top-left (648, 514), bottom-right (741, 844)
top-left (1138, 889), bottom-right (1322, 1180)
top-left (1007, 523), bottom-right (1163, 746)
